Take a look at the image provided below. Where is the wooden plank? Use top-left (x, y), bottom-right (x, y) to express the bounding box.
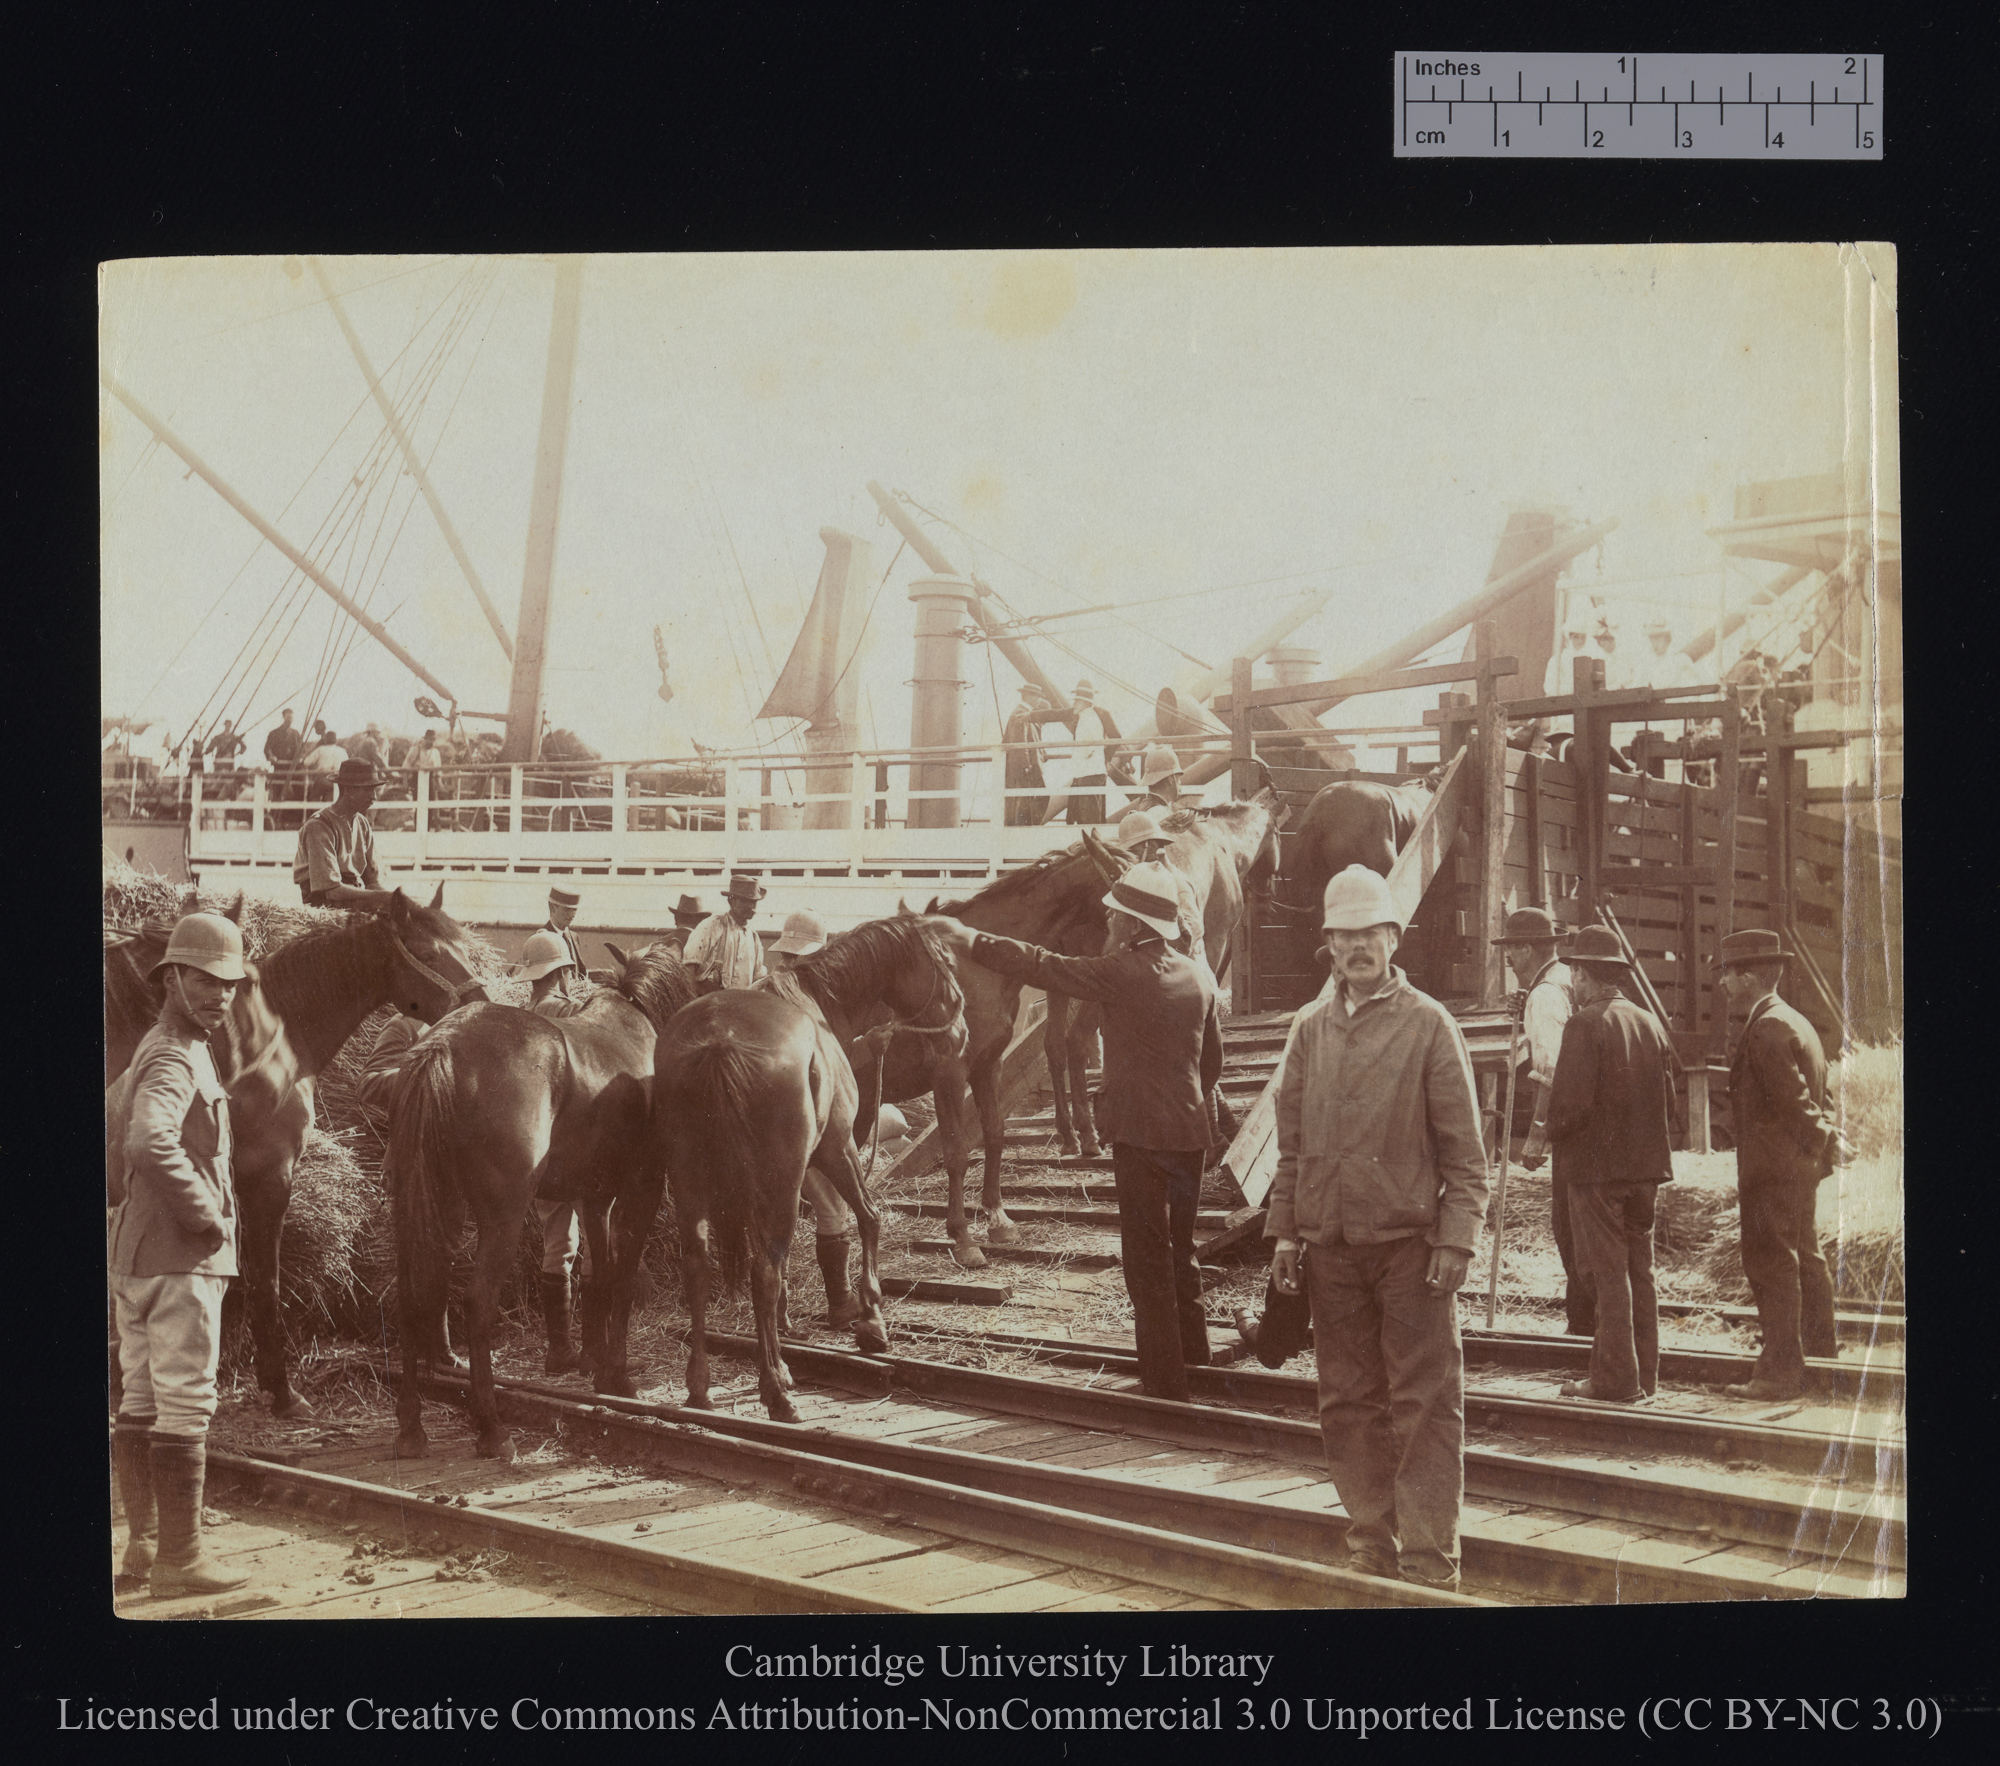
top-left (1217, 1037), bottom-right (1287, 1209)
top-left (1385, 746), bottom-right (1470, 928)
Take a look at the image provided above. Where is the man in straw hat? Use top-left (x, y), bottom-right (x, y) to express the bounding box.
top-left (1497, 906), bottom-right (1593, 1337)
top-left (684, 872), bottom-right (768, 991)
top-left (1266, 864), bottom-right (1489, 1590)
top-left (927, 861), bottom-right (1224, 1400)
top-left (291, 757), bottom-right (388, 908)
top-left (107, 913), bottom-right (253, 1599)
top-left (1042, 678), bottom-right (1115, 827)
top-left (1002, 680), bottom-right (1050, 826)
top-left (1715, 929), bottom-right (1840, 1399)
top-left (1544, 926), bottom-right (1677, 1404)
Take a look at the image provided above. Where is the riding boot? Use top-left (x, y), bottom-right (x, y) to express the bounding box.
top-left (148, 1434), bottom-right (249, 1599)
top-left (539, 1274), bottom-right (581, 1374)
top-left (112, 1415), bottom-right (157, 1594)
top-left (573, 1277), bottom-right (601, 1376)
top-left (816, 1233), bottom-right (866, 1329)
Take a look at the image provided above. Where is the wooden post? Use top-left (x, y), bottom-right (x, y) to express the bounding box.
top-left (1767, 700), bottom-right (1796, 934)
top-left (1573, 655), bottom-right (1607, 921)
top-left (1474, 620), bottom-right (1507, 1006)
top-left (1678, 772), bottom-right (1700, 1035)
top-left (415, 767), bottom-right (431, 864)
top-left (1525, 751), bottom-right (1546, 909)
top-left (1708, 691), bottom-right (1742, 1068)
top-left (611, 763), bottom-right (628, 839)
top-left (1230, 657), bottom-right (1257, 801)
top-left (1438, 691), bottom-right (1473, 765)
top-left (1686, 1068), bottom-right (1712, 1154)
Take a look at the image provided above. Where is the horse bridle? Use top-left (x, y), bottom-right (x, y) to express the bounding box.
top-left (390, 929), bottom-right (487, 1016)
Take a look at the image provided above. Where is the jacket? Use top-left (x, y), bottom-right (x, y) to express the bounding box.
top-left (1545, 994), bottom-right (1676, 1187)
top-left (108, 1000), bottom-right (238, 1278)
top-left (971, 932), bottom-right (1222, 1151)
top-left (1729, 993), bottom-right (1834, 1187)
top-left (1266, 969), bottom-right (1489, 1253)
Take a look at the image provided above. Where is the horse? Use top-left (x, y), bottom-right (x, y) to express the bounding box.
top-left (655, 916), bottom-right (966, 1423)
top-left (1044, 789), bottom-right (1288, 1158)
top-left (103, 887), bottom-right (489, 1415)
top-left (844, 841), bottom-right (1127, 1267)
top-left (388, 942), bottom-right (700, 1461)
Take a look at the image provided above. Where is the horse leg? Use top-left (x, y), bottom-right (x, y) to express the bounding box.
top-left (594, 1168), bottom-right (665, 1400)
top-left (575, 1199), bottom-right (615, 1386)
top-left (680, 1213), bottom-right (714, 1410)
top-left (936, 1075), bottom-right (984, 1269)
top-left (235, 1153), bottom-right (309, 1417)
top-left (466, 1223), bottom-right (518, 1462)
top-left (1045, 997), bottom-right (1080, 1158)
top-left (393, 1286), bottom-right (433, 1460)
top-left (816, 1144), bottom-right (887, 1355)
top-left (971, 1059), bottom-right (1019, 1244)
top-left (1070, 1006), bottom-right (1102, 1161)
top-left (750, 1247), bottom-right (801, 1424)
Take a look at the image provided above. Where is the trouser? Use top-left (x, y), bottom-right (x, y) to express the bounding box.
top-left (1568, 1181), bottom-right (1660, 1399)
top-left (1004, 785), bottom-right (1047, 826)
top-left (1550, 1176), bottom-right (1597, 1335)
top-left (1738, 1177), bottom-right (1837, 1384)
top-left (1305, 1234), bottom-right (1465, 1586)
top-left (534, 1199), bottom-right (593, 1279)
top-left (1050, 775), bottom-right (1107, 825)
top-left (110, 1273), bottom-right (229, 1437)
top-left (1110, 1144), bottom-right (1209, 1401)
top-left (800, 1167), bottom-right (854, 1238)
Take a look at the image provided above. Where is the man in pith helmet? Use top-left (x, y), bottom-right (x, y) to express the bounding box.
top-left (1126, 742), bottom-right (1184, 814)
top-left (108, 913), bottom-right (254, 1600)
top-left (1266, 864), bottom-right (1488, 1591)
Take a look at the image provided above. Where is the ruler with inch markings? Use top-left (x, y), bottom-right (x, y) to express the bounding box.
top-left (1395, 52), bottom-right (1882, 159)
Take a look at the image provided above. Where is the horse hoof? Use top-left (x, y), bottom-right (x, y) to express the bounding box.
top-left (775, 1359), bottom-right (795, 1391)
top-left (1056, 1138), bottom-right (1080, 1159)
top-left (593, 1368), bottom-right (639, 1399)
top-left (766, 1396), bottom-right (802, 1424)
top-left (853, 1319), bottom-right (889, 1355)
top-left (270, 1392), bottom-right (316, 1420)
top-left (951, 1240), bottom-right (988, 1271)
top-left (685, 1393), bottom-right (714, 1411)
top-left (479, 1432), bottom-right (517, 1463)
top-left (393, 1430), bottom-right (428, 1460)
top-left (986, 1215), bottom-right (1022, 1246)
top-left (1077, 1143), bottom-right (1101, 1162)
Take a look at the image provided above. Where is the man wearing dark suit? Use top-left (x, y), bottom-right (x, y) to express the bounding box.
top-left (1545, 926), bottom-right (1678, 1404)
top-left (1718, 929), bottom-right (1840, 1399)
top-left (929, 862), bottom-right (1224, 1400)
top-left (1001, 683), bottom-right (1050, 826)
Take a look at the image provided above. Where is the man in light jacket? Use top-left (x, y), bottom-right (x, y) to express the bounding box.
top-left (1265, 864), bottom-right (1489, 1591)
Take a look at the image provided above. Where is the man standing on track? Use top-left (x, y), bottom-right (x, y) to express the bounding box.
top-left (1717, 930), bottom-right (1841, 1400)
top-left (292, 759), bottom-right (390, 909)
top-left (929, 861), bottom-right (1224, 1400)
top-left (1544, 927), bottom-right (1678, 1404)
top-left (1265, 864), bottom-right (1489, 1591)
top-left (685, 872), bottom-right (768, 991)
top-left (108, 912), bottom-right (253, 1600)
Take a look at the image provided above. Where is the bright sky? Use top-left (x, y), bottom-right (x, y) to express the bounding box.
top-left (100, 245), bottom-right (1875, 765)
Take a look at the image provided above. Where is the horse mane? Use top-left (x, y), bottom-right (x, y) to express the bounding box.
top-left (778, 916), bottom-right (945, 1016)
top-left (618, 944), bottom-right (698, 1027)
top-left (931, 842), bottom-right (1094, 916)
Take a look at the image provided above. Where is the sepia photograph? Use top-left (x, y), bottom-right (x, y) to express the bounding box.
top-left (101, 243), bottom-right (1902, 1624)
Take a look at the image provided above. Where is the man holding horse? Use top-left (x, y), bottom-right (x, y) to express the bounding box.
top-left (1266, 864), bottom-right (1489, 1591)
top-left (685, 872), bottom-right (768, 991)
top-left (292, 758), bottom-right (388, 908)
top-left (108, 912), bottom-right (254, 1601)
top-left (931, 861), bottom-right (1224, 1401)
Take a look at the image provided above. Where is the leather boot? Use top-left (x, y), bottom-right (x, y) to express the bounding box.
top-left (148, 1435), bottom-right (248, 1599)
top-left (112, 1415), bottom-right (157, 1595)
top-left (816, 1233), bottom-right (866, 1329)
top-left (539, 1273), bottom-right (581, 1374)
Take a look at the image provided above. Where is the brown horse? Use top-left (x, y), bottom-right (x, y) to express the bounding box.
top-left (103, 888), bottom-right (489, 1415)
top-left (1045, 791), bottom-right (1288, 1158)
top-left (655, 916), bottom-right (965, 1422)
top-left (388, 942), bottom-right (698, 1462)
top-left (843, 842), bottom-right (1127, 1267)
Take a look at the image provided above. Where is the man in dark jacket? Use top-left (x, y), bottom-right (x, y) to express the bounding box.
top-left (1001, 682), bottom-right (1050, 826)
top-left (929, 862), bottom-right (1223, 1400)
top-left (1545, 926), bottom-right (1678, 1404)
top-left (1717, 929), bottom-right (1839, 1399)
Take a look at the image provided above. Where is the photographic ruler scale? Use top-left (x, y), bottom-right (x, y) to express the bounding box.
top-left (1394, 53), bottom-right (1882, 159)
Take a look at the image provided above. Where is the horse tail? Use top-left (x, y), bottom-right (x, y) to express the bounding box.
top-left (385, 1038), bottom-right (459, 1353)
top-left (675, 1036), bottom-right (766, 1299)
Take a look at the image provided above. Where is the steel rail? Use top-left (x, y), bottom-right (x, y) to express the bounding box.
top-left (414, 1372), bottom-right (1469, 1610)
top-left (703, 1333), bottom-right (1903, 1567)
top-left (459, 1374), bottom-right (1857, 1607)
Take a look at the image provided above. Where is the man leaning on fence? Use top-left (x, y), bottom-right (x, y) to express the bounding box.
top-left (1266, 863), bottom-right (1489, 1591)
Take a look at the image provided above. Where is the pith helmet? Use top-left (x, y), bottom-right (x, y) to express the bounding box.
top-left (1102, 861), bottom-right (1185, 939)
top-left (1138, 742), bottom-right (1182, 786)
top-left (511, 929), bottom-right (579, 981)
top-left (1321, 864), bottom-right (1403, 933)
top-left (152, 912), bottom-right (248, 982)
top-left (1115, 808), bottom-right (1169, 849)
top-left (774, 909), bottom-right (828, 956)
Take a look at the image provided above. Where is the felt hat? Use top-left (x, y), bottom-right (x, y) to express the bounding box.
top-left (510, 929), bottom-right (578, 981)
top-left (152, 912), bottom-right (248, 982)
top-left (548, 886), bottom-right (581, 909)
top-left (1494, 906), bottom-right (1568, 945)
top-left (336, 758), bottom-right (379, 787)
top-left (1115, 808), bottom-right (1169, 849)
top-left (1713, 927), bottom-right (1792, 969)
top-left (1138, 742), bottom-right (1182, 786)
top-left (1320, 864), bottom-right (1403, 932)
top-left (726, 871), bottom-right (767, 903)
top-left (1102, 862), bottom-right (1184, 940)
top-left (1566, 925), bottom-right (1633, 969)
top-left (670, 892), bottom-right (707, 925)
top-left (774, 909), bottom-right (828, 956)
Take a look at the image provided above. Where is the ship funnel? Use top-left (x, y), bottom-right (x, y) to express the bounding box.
top-left (907, 575), bottom-right (977, 828)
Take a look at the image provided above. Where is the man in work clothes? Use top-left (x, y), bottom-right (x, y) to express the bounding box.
top-left (1501, 908), bottom-right (1593, 1336)
top-left (1002, 682), bottom-right (1050, 826)
top-left (684, 872), bottom-right (768, 991)
top-left (660, 892), bottom-right (708, 955)
top-left (1717, 930), bottom-right (1840, 1399)
top-left (1545, 927), bottom-right (1678, 1403)
top-left (263, 709), bottom-right (304, 830)
top-left (931, 862), bottom-right (1224, 1400)
top-left (292, 759), bottom-right (389, 908)
top-left (108, 913), bottom-right (253, 1600)
top-left (1266, 864), bottom-right (1489, 1590)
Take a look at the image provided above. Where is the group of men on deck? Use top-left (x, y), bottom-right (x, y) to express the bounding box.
top-left (1003, 678), bottom-right (1193, 828)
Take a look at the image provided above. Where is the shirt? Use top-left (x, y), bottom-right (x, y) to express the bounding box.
top-left (684, 912), bottom-right (767, 989)
top-left (293, 804), bottom-right (378, 896)
top-left (1266, 968), bottom-right (1489, 1253)
top-left (263, 724), bottom-right (303, 766)
top-left (1521, 958), bottom-right (1574, 1088)
top-left (108, 997), bottom-right (238, 1277)
top-left (306, 743), bottom-right (347, 775)
top-left (1072, 706), bottom-right (1110, 776)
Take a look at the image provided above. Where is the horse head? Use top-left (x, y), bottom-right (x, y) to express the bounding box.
top-left (603, 938), bottom-right (698, 1029)
top-left (381, 887), bottom-right (489, 1021)
top-left (1079, 826), bottom-right (1131, 881)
